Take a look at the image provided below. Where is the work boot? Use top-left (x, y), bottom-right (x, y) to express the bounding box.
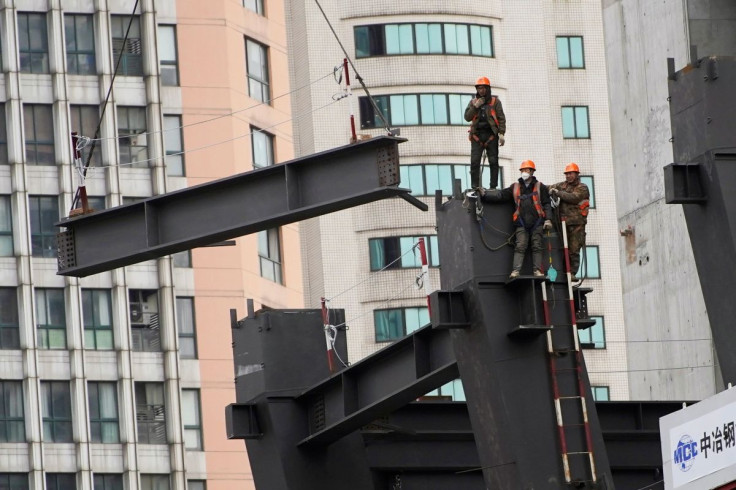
top-left (533, 269), bottom-right (545, 277)
top-left (508, 270), bottom-right (520, 279)
top-left (570, 275), bottom-right (579, 282)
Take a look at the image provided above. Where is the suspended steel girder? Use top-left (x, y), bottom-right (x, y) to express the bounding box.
top-left (56, 136), bottom-right (413, 277)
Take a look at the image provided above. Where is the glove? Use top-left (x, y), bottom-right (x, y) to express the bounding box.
top-left (549, 188), bottom-right (559, 197)
top-left (543, 220), bottom-right (553, 230)
top-left (472, 97), bottom-right (485, 109)
top-left (499, 134), bottom-right (505, 146)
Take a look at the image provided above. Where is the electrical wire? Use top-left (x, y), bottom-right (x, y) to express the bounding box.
top-left (587, 364), bottom-right (714, 374)
top-left (83, 70), bottom-right (335, 143)
top-left (312, 0), bottom-right (393, 135)
top-left (82, 97), bottom-right (340, 172)
top-left (331, 278), bottom-right (422, 330)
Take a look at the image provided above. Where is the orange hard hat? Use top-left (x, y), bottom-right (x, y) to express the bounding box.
top-left (519, 160), bottom-right (536, 171)
top-left (475, 76), bottom-right (491, 87)
top-left (564, 162), bottom-right (580, 173)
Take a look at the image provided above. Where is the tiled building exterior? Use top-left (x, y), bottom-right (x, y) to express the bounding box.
top-left (287, 1), bottom-right (629, 400)
top-left (0, 0), bottom-right (296, 489)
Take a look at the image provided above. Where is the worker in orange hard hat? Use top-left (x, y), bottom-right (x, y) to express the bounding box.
top-left (464, 76), bottom-right (506, 190)
top-left (481, 160), bottom-right (552, 279)
top-left (549, 163), bottom-right (590, 282)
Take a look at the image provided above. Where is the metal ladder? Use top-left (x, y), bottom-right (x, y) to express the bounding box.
top-left (540, 220), bottom-right (597, 485)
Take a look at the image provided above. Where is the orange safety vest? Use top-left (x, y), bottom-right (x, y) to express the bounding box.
top-left (469, 96), bottom-right (499, 144)
top-left (512, 181), bottom-right (545, 223)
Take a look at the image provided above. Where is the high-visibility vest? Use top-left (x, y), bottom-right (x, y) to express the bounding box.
top-left (473, 96), bottom-right (499, 128)
top-left (512, 181), bottom-right (545, 222)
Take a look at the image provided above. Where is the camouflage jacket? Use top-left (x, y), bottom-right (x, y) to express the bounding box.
top-left (464, 95), bottom-right (506, 137)
top-left (549, 179), bottom-right (590, 226)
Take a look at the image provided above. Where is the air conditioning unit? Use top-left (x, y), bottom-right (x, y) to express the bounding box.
top-left (130, 302), bottom-right (152, 324)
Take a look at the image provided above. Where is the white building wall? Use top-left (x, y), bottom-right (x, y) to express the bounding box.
top-left (288, 0), bottom-right (629, 398)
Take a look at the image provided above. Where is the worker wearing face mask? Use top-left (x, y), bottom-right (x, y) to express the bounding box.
top-left (481, 160), bottom-right (552, 279)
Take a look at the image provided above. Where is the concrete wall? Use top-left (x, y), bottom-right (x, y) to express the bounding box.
top-left (601, 0), bottom-right (736, 400)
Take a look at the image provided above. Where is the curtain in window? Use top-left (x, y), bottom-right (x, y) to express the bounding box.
top-left (99, 383), bottom-right (119, 442)
top-left (369, 239), bottom-right (385, 270)
top-left (4, 382), bottom-right (25, 441)
top-left (374, 310), bottom-right (402, 341)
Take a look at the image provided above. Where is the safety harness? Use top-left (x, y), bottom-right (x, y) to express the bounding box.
top-left (512, 181), bottom-right (545, 229)
top-left (468, 96), bottom-right (499, 146)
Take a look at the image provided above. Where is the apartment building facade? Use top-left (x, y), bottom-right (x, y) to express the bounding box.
top-left (0, 0), bottom-right (296, 488)
top-left (287, 0), bottom-right (628, 401)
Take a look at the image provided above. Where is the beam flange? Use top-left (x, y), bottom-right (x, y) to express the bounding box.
top-left (56, 136), bottom-right (410, 277)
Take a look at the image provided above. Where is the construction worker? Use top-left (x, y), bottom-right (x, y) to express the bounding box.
top-left (482, 160), bottom-right (552, 279)
top-left (549, 163), bottom-right (590, 282)
top-left (465, 76), bottom-right (506, 189)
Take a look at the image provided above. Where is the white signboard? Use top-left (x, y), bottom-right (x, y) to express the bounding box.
top-left (661, 387), bottom-right (736, 489)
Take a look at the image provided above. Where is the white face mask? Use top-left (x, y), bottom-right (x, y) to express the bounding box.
top-left (520, 171), bottom-right (531, 180)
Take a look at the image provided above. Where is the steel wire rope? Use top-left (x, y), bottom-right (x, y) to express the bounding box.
top-left (71, 0), bottom-right (139, 212)
top-left (82, 70), bottom-right (335, 143)
top-left (82, 97), bottom-right (341, 172)
top-left (313, 0), bottom-right (394, 135)
top-left (586, 364), bottom-right (714, 374)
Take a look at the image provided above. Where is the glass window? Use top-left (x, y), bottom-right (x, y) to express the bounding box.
top-left (0, 103), bottom-right (9, 164)
top-left (36, 288), bottom-right (66, 350)
top-left (70, 105), bottom-right (101, 166)
top-left (0, 196), bottom-right (13, 256)
top-left (444, 24), bottom-right (470, 55)
top-left (369, 235), bottom-right (439, 271)
top-left (591, 386), bottom-right (610, 401)
top-left (172, 250), bottom-right (191, 267)
top-left (390, 95), bottom-right (419, 126)
top-left (158, 25), bottom-right (178, 86)
top-left (18, 12), bottom-right (49, 73)
top-left (0, 288), bottom-right (20, 350)
top-left (176, 297), bottom-right (197, 359)
top-left (88, 382), bottom-right (119, 443)
top-left (0, 381), bottom-right (25, 442)
top-left (561, 106), bottom-right (590, 139)
top-left (579, 316), bottom-right (605, 349)
top-left (243, 0), bottom-right (264, 15)
top-left (163, 115), bottom-right (183, 176)
top-left (556, 36), bottom-right (584, 69)
top-left (0, 474), bottom-right (28, 489)
top-left (258, 228), bottom-right (282, 284)
top-left (374, 307), bottom-right (429, 342)
top-left (579, 175), bottom-right (595, 208)
top-left (129, 290), bottom-right (160, 352)
top-left (251, 127), bottom-right (274, 168)
top-left (187, 482), bottom-right (206, 490)
top-left (87, 196), bottom-right (106, 211)
top-left (135, 382), bottom-right (166, 444)
top-left (41, 381), bottom-right (72, 442)
top-left (118, 106), bottom-right (148, 167)
top-left (24, 105), bottom-right (55, 165)
top-left (448, 94), bottom-right (472, 125)
top-left (425, 378), bottom-right (466, 401)
top-left (83, 289), bottom-right (113, 350)
top-left (385, 24), bottom-right (413, 55)
top-left (420, 94), bottom-right (447, 125)
top-left (141, 475), bottom-right (169, 490)
top-left (415, 23), bottom-right (442, 54)
top-left (354, 23), bottom-right (492, 58)
top-left (46, 473), bottom-right (76, 490)
top-left (29, 195), bottom-right (59, 257)
top-left (94, 474), bottom-right (122, 490)
top-left (399, 164), bottom-right (473, 197)
top-left (354, 25), bottom-right (384, 58)
top-left (65, 14), bottom-right (96, 75)
top-left (361, 93), bottom-right (473, 129)
top-left (245, 38), bottom-right (270, 103)
top-left (182, 389), bottom-right (202, 450)
top-left (111, 15), bottom-right (142, 76)
top-left (577, 245), bottom-right (600, 279)
top-left (470, 25), bottom-right (493, 56)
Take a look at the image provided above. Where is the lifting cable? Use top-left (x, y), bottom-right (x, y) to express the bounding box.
top-left (313, 0), bottom-right (394, 135)
top-left (71, 0), bottom-right (139, 212)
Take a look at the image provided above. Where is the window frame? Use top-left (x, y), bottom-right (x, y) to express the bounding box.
top-left (579, 315), bottom-right (606, 349)
top-left (0, 195), bottom-right (13, 256)
top-left (141, 474), bottom-right (170, 490)
top-left (0, 288), bottom-right (20, 350)
top-left (176, 297), bottom-right (197, 359)
top-left (29, 195), bottom-right (59, 258)
top-left (41, 381), bottom-right (73, 443)
top-left (117, 106), bottom-right (148, 167)
top-left (243, 0), bottom-right (265, 16)
top-left (591, 386), bottom-right (610, 401)
top-left (135, 382), bottom-right (167, 444)
top-left (0, 473), bottom-right (28, 489)
top-left (369, 235), bottom-right (439, 271)
top-left (561, 105), bottom-right (590, 139)
top-left (45, 473), bottom-right (76, 490)
top-left (258, 228), bottom-right (282, 284)
top-left (24, 104), bottom-right (55, 165)
top-left (129, 289), bottom-right (161, 353)
top-left (578, 245), bottom-right (601, 279)
top-left (88, 381), bottom-right (120, 443)
top-left (251, 126), bottom-right (274, 168)
top-left (64, 14), bottom-right (96, 75)
top-left (556, 35), bottom-right (585, 69)
top-left (18, 12), bottom-right (49, 74)
top-left (111, 14), bottom-right (143, 77)
top-left (70, 105), bottom-right (102, 166)
top-left (158, 24), bottom-right (179, 86)
top-left (0, 380), bottom-right (25, 442)
top-left (579, 175), bottom-right (595, 209)
top-left (172, 250), bottom-right (191, 267)
top-left (163, 114), bottom-right (184, 176)
top-left (82, 289), bottom-right (113, 350)
top-left (181, 389), bottom-right (203, 450)
top-left (360, 93), bottom-right (472, 129)
top-left (35, 288), bottom-right (67, 350)
top-left (0, 103), bottom-right (9, 164)
top-left (94, 474), bottom-right (123, 490)
top-left (374, 306), bottom-right (429, 343)
top-left (245, 38), bottom-right (270, 104)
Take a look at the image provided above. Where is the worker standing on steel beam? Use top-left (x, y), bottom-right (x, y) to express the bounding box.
top-left (549, 163), bottom-right (590, 282)
top-left (465, 76), bottom-right (506, 190)
top-left (481, 160), bottom-right (553, 279)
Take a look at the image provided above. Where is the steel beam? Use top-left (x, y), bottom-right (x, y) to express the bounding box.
top-left (56, 136), bottom-right (409, 277)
